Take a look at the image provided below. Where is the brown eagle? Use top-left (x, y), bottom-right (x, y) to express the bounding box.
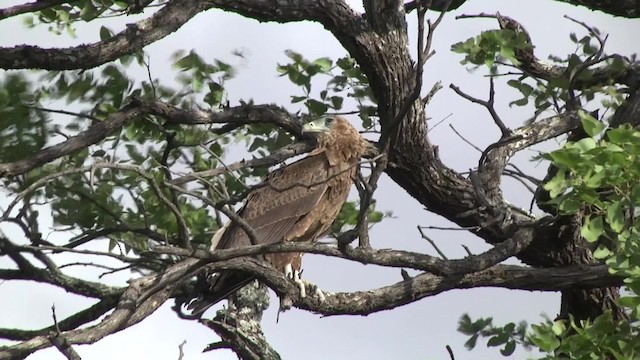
top-left (186, 116), bottom-right (368, 316)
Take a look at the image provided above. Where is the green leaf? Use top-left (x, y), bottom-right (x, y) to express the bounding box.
top-left (99, 26), bottom-right (113, 41)
top-left (579, 110), bottom-right (605, 137)
top-left (574, 137), bottom-right (597, 153)
top-left (558, 198), bottom-right (581, 213)
top-left (551, 320), bottom-right (566, 336)
top-left (593, 245), bottom-right (611, 259)
top-left (500, 340), bottom-right (516, 356)
top-left (290, 95), bottom-right (307, 103)
top-left (305, 99), bottom-right (328, 116)
top-left (312, 57), bottom-right (332, 72)
top-left (487, 335), bottom-right (506, 347)
top-left (330, 96), bottom-right (343, 110)
top-left (542, 169), bottom-right (567, 198)
top-left (336, 57), bottom-right (356, 70)
top-left (606, 200), bottom-right (625, 233)
top-left (581, 216), bottom-right (604, 242)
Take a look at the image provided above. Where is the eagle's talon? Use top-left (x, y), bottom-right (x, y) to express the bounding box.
top-left (284, 264), bottom-right (307, 298)
top-left (302, 280), bottom-right (325, 302)
top-left (293, 270), bottom-right (307, 298)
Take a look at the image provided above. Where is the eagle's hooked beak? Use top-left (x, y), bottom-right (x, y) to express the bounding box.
top-left (302, 117), bottom-right (333, 134)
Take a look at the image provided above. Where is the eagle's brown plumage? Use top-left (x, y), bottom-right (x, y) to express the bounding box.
top-left (187, 116), bottom-right (368, 316)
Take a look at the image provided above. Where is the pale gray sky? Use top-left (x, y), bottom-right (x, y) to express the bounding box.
top-left (1, 1), bottom-right (638, 359)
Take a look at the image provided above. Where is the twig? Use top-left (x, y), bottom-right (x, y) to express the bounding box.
top-left (503, 169), bottom-right (536, 194)
top-left (143, 54), bottom-right (157, 99)
top-left (417, 226), bottom-right (448, 260)
top-left (25, 105), bottom-right (99, 122)
top-left (450, 80), bottom-right (510, 136)
top-left (420, 225), bottom-right (481, 231)
top-left (158, 131), bottom-right (190, 248)
top-left (171, 142), bottom-right (314, 185)
top-left (427, 113), bottom-right (451, 134)
top-left (446, 345), bottom-right (455, 360)
top-left (49, 305), bottom-right (82, 360)
top-left (381, 1), bottom-right (449, 145)
top-left (177, 340), bottom-right (186, 360)
top-left (449, 124), bottom-right (483, 152)
top-left (24, 245), bottom-right (139, 263)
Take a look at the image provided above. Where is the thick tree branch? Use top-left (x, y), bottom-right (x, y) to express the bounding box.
top-left (202, 282), bottom-right (280, 360)
top-left (151, 226), bottom-right (536, 277)
top-left (0, 258), bottom-right (185, 359)
top-left (0, 296), bottom-right (120, 341)
top-left (172, 256), bottom-right (621, 317)
top-left (0, 105), bottom-right (141, 178)
top-left (0, 0), bottom-right (67, 20)
top-left (0, 0), bottom-right (210, 70)
top-left (0, 100), bottom-right (320, 180)
top-left (557, 0), bottom-right (640, 18)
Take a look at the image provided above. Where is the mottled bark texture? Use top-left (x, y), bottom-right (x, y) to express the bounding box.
top-left (202, 282), bottom-right (281, 360)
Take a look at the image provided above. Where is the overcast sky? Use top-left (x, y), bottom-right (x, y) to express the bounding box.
top-left (1, 1), bottom-right (639, 359)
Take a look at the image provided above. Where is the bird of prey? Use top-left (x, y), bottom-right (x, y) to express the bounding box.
top-left (186, 116), bottom-right (369, 316)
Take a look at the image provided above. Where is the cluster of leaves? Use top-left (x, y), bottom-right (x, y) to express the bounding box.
top-left (459, 112), bottom-right (640, 359)
top-left (23, 0), bottom-right (157, 36)
top-left (459, 311), bottom-right (640, 360)
top-left (452, 27), bottom-right (627, 121)
top-left (0, 74), bottom-right (48, 166)
top-left (457, 314), bottom-right (530, 356)
top-left (452, 21), bottom-right (640, 358)
top-left (277, 50), bottom-right (378, 128)
top-left (451, 29), bottom-right (529, 70)
top-left (543, 111), bottom-right (640, 278)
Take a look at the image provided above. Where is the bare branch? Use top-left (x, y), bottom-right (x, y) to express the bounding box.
top-left (0, 297), bottom-right (119, 341)
top-left (171, 142), bottom-right (314, 186)
top-left (49, 305), bottom-right (82, 360)
top-left (0, 257), bottom-right (186, 359)
top-left (169, 255), bottom-right (620, 317)
top-left (151, 225), bottom-right (534, 277)
top-left (450, 80), bottom-right (510, 136)
top-left (418, 226), bottom-right (448, 260)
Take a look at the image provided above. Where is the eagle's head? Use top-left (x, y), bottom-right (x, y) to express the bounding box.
top-left (302, 116), bottom-right (334, 134)
top-left (303, 116), bottom-right (368, 164)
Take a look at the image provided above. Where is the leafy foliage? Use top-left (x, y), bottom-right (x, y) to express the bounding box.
top-left (460, 111), bottom-right (640, 359)
top-left (458, 314), bottom-right (530, 356)
top-left (451, 29), bottom-right (530, 70)
top-left (452, 26), bottom-right (627, 121)
top-left (451, 17), bottom-right (640, 360)
top-left (277, 50), bottom-right (378, 128)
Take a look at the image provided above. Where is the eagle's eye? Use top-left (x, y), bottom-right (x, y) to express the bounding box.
top-left (324, 117), bottom-right (334, 126)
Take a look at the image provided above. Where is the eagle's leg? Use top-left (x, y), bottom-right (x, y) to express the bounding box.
top-left (283, 264), bottom-right (325, 302)
top-left (284, 263), bottom-right (306, 298)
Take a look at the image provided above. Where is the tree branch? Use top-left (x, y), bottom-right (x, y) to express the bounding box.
top-left (174, 256), bottom-right (621, 317)
top-left (0, 0), bottom-right (68, 20)
top-left (0, 105), bottom-right (141, 178)
top-left (0, 0), bottom-right (210, 70)
top-left (0, 257), bottom-right (185, 359)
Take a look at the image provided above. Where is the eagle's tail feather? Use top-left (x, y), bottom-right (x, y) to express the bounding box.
top-left (186, 271), bottom-right (255, 316)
